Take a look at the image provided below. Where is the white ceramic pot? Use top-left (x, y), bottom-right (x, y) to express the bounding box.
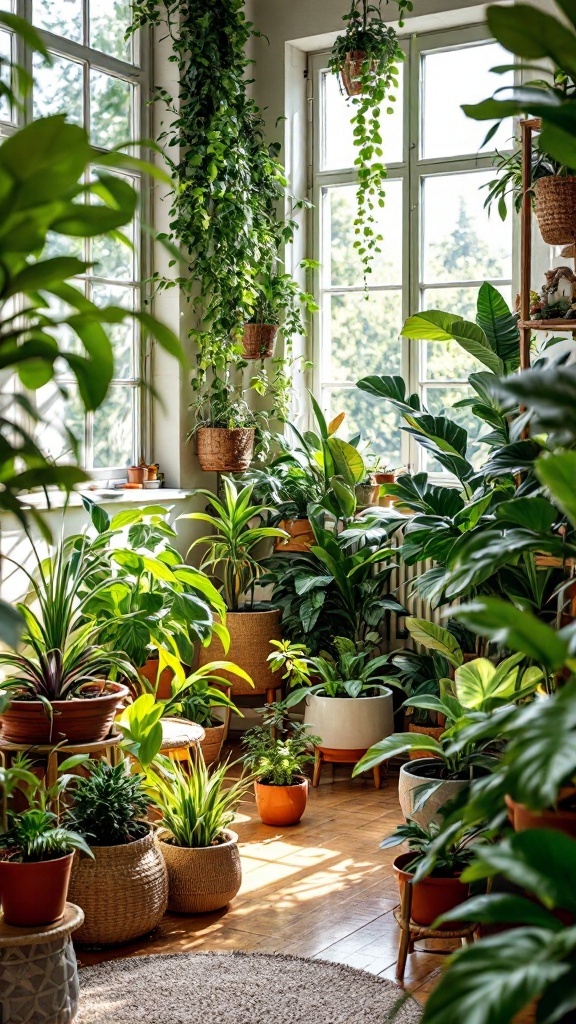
top-left (303, 691), bottom-right (394, 753)
top-left (398, 759), bottom-right (471, 827)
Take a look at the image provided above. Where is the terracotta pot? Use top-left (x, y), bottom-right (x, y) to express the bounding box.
top-left (0, 682), bottom-right (130, 745)
top-left (506, 792), bottom-right (576, 838)
top-left (139, 658), bottom-right (177, 700)
top-left (374, 472), bottom-right (395, 485)
top-left (200, 722), bottom-right (226, 765)
top-left (340, 50), bottom-right (377, 96)
top-left (0, 853), bottom-right (73, 926)
top-left (535, 175), bottom-right (576, 245)
top-left (68, 830), bottom-right (168, 946)
top-left (127, 465), bottom-right (145, 484)
top-left (407, 722), bottom-right (444, 760)
top-left (255, 777), bottom-right (308, 826)
top-left (198, 608), bottom-right (282, 695)
top-left (303, 691), bottom-right (394, 752)
top-left (392, 852), bottom-right (469, 927)
top-left (274, 518), bottom-right (315, 553)
top-left (157, 828), bottom-right (241, 913)
top-left (355, 482), bottom-right (380, 507)
top-left (196, 427), bottom-right (255, 473)
top-left (242, 323), bottom-right (278, 360)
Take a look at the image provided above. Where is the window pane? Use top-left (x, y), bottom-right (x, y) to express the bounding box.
top-left (325, 387), bottom-right (403, 468)
top-left (325, 181), bottom-right (402, 288)
top-left (90, 0), bottom-right (133, 61)
top-left (90, 283), bottom-right (136, 378)
top-left (422, 385), bottom-right (485, 471)
top-left (422, 42), bottom-right (513, 159)
top-left (422, 171), bottom-right (512, 284)
top-left (322, 64), bottom-right (403, 171)
top-left (36, 381), bottom-right (85, 464)
top-left (0, 29), bottom-right (12, 122)
top-left (93, 387), bottom-right (134, 467)
top-left (90, 70), bottom-right (132, 149)
top-left (420, 285), bottom-right (513, 382)
top-left (91, 229), bottom-right (135, 281)
top-left (33, 52), bottom-right (83, 124)
top-left (33, 0), bottom-right (82, 41)
top-left (327, 290), bottom-right (402, 382)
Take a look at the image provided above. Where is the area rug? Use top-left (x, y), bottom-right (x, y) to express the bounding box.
top-left (77, 951), bottom-right (422, 1023)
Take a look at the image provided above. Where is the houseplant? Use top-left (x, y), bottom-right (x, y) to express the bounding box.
top-left (145, 755), bottom-right (251, 913)
top-left (65, 760), bottom-right (168, 945)
top-left (152, 667), bottom-right (243, 765)
top-left (242, 269), bottom-right (318, 361)
top-left (0, 533), bottom-right (136, 744)
top-left (241, 702), bottom-right (318, 826)
top-left (189, 376), bottom-right (259, 473)
top-left (180, 477), bottom-right (287, 695)
top-left (0, 754), bottom-right (92, 927)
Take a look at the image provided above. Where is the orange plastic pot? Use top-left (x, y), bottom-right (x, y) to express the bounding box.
top-left (392, 852), bottom-right (468, 927)
top-left (506, 792), bottom-right (576, 838)
top-left (0, 853), bottom-right (73, 926)
top-left (254, 778), bottom-right (308, 826)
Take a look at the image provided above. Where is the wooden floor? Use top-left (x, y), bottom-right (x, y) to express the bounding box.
top-left (77, 747), bottom-right (457, 1005)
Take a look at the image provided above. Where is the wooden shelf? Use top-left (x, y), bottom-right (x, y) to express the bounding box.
top-left (519, 319), bottom-right (576, 331)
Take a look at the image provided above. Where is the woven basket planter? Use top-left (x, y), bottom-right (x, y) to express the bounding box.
top-left (535, 175), bottom-right (576, 245)
top-left (241, 324), bottom-right (278, 360)
top-left (68, 830), bottom-right (168, 946)
top-left (340, 51), bottom-right (377, 96)
top-left (198, 608), bottom-right (283, 695)
top-left (200, 722), bottom-right (226, 765)
top-left (196, 427), bottom-right (255, 473)
top-left (407, 722), bottom-right (444, 760)
top-left (157, 828), bottom-right (241, 913)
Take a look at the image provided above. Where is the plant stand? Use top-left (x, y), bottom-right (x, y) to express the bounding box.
top-left (0, 903), bottom-right (84, 1024)
top-left (312, 746), bottom-right (384, 790)
top-left (159, 717), bottom-right (205, 765)
top-left (393, 879), bottom-right (477, 981)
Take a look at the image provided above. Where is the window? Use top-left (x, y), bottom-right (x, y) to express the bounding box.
top-left (311, 27), bottom-right (516, 472)
top-left (1, 0), bottom-right (149, 475)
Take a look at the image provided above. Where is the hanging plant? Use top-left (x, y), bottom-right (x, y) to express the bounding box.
top-left (328, 0), bottom-right (411, 283)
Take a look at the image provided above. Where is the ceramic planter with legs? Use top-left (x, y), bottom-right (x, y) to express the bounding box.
top-left (392, 852), bottom-right (469, 927)
top-left (157, 828), bottom-right (241, 913)
top-left (254, 778), bottom-right (308, 827)
top-left (304, 691), bottom-right (393, 786)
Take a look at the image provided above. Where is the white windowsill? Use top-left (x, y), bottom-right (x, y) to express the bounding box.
top-left (13, 488), bottom-right (195, 513)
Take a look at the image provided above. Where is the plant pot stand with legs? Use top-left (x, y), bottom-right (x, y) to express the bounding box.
top-left (393, 875), bottom-right (478, 981)
top-left (0, 734), bottom-right (123, 811)
top-left (0, 903), bottom-right (84, 1024)
top-left (312, 746), bottom-right (385, 790)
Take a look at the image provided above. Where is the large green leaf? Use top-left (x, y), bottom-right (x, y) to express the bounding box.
top-left (536, 451), bottom-right (576, 527)
top-left (464, 830), bottom-right (576, 912)
top-left (356, 375), bottom-right (421, 413)
top-left (487, 4), bottom-right (576, 78)
top-left (475, 282), bottom-right (520, 373)
top-left (401, 309), bottom-right (503, 375)
top-left (455, 597), bottom-right (571, 671)
top-left (352, 732), bottom-right (444, 776)
top-left (405, 617), bottom-right (463, 668)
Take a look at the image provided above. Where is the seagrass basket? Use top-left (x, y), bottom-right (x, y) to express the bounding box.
top-left (157, 828), bottom-right (241, 913)
top-left (200, 722), bottom-right (226, 765)
top-left (68, 830), bottom-right (168, 946)
top-left (198, 608), bottom-right (283, 694)
top-left (535, 175), bottom-right (576, 245)
top-left (242, 324), bottom-right (278, 360)
top-left (196, 427), bottom-right (255, 473)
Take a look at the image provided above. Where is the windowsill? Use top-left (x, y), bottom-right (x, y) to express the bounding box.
top-left (15, 488), bottom-right (195, 513)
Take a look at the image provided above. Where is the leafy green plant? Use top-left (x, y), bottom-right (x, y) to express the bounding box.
top-left (245, 268), bottom-right (318, 337)
top-left (144, 755), bottom-right (251, 849)
top-left (380, 817), bottom-right (488, 880)
top-left (1, 809), bottom-right (92, 863)
top-left (241, 703), bottom-right (318, 785)
top-left (328, 0), bottom-right (408, 282)
top-left (281, 636), bottom-right (393, 705)
top-left (149, 664), bottom-right (244, 728)
top-left (65, 760), bottom-right (149, 847)
top-left (483, 130), bottom-right (573, 221)
top-left (180, 477), bottom-right (287, 612)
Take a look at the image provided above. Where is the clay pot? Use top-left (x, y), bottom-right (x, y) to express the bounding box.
top-left (198, 608), bottom-right (282, 695)
top-left (139, 658), bottom-right (177, 700)
top-left (0, 682), bottom-right (130, 745)
top-left (392, 852), bottom-right (469, 927)
top-left (0, 853), bottom-right (73, 926)
top-left (506, 792), bottom-right (576, 838)
top-left (200, 722), bottom-right (226, 765)
top-left (242, 324), bottom-right (278, 360)
top-left (340, 50), bottom-right (377, 96)
top-left (196, 427), bottom-right (255, 473)
top-left (157, 828), bottom-right (241, 913)
top-left (407, 722), bottom-right (444, 760)
top-left (274, 518), bottom-right (315, 553)
top-left (127, 465), bottom-right (145, 484)
top-left (535, 175), bottom-right (576, 245)
top-left (255, 777), bottom-right (308, 826)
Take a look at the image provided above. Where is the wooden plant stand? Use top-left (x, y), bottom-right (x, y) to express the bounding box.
top-left (312, 746), bottom-right (384, 790)
top-left (393, 878), bottom-right (477, 981)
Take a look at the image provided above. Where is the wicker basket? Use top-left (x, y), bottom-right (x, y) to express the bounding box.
top-left (535, 175), bottom-right (576, 245)
top-left (196, 427), bottom-right (255, 473)
top-left (68, 830), bottom-right (168, 946)
top-left (242, 324), bottom-right (278, 360)
top-left (198, 608), bottom-right (283, 695)
top-left (200, 722), bottom-right (226, 765)
top-left (340, 51), bottom-right (377, 96)
top-left (407, 722), bottom-right (444, 760)
top-left (156, 828), bottom-right (241, 913)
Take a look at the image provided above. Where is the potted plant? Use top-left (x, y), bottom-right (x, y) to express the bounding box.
top-left (242, 270), bottom-right (318, 361)
top-left (189, 376), bottom-right (259, 473)
top-left (0, 754), bottom-right (92, 927)
top-left (65, 759), bottom-right (168, 945)
top-left (0, 534), bottom-right (135, 745)
top-left (179, 477), bottom-right (287, 695)
top-left (154, 666), bottom-right (244, 765)
top-left (241, 703), bottom-right (319, 826)
top-left (355, 473), bottom-right (380, 508)
top-left (145, 755), bottom-right (251, 913)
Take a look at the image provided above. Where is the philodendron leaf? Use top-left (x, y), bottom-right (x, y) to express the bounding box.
top-left (456, 598), bottom-right (571, 672)
top-left (352, 732), bottom-right (444, 776)
top-left (536, 451), bottom-right (576, 528)
top-left (401, 309), bottom-right (504, 375)
top-left (405, 617), bottom-right (464, 668)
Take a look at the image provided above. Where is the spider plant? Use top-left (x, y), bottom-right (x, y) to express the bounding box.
top-left (180, 477), bottom-right (287, 611)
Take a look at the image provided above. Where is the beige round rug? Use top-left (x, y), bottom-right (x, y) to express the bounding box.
top-left (77, 951), bottom-right (422, 1023)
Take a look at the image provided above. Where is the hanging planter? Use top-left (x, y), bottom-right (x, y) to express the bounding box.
top-left (196, 427), bottom-right (255, 473)
top-left (340, 50), bottom-right (378, 96)
top-left (242, 323), bottom-right (278, 360)
top-left (535, 175), bottom-right (576, 245)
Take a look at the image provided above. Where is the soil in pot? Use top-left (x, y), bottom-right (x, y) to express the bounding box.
top-left (198, 608), bottom-right (282, 695)
top-left (0, 853), bottom-right (73, 927)
top-left (255, 777), bottom-right (308, 827)
top-left (196, 427), bottom-right (255, 473)
top-left (0, 682), bottom-right (130, 745)
top-left (242, 324), bottom-right (278, 360)
top-left (393, 852), bottom-right (469, 927)
top-left (156, 828), bottom-right (241, 913)
top-left (274, 518), bottom-right (315, 553)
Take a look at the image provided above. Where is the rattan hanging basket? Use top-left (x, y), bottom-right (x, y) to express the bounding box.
top-left (535, 175), bottom-right (576, 245)
top-left (198, 608), bottom-right (283, 695)
top-left (196, 427), bottom-right (255, 473)
top-left (68, 829), bottom-right (168, 946)
top-left (156, 828), bottom-right (242, 913)
top-left (241, 324), bottom-right (278, 360)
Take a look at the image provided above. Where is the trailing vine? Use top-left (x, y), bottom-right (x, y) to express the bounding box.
top-left (329, 0), bottom-right (411, 283)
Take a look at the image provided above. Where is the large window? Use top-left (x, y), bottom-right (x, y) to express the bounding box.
top-left (311, 27), bottom-right (516, 472)
top-left (1, 0), bottom-right (149, 475)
